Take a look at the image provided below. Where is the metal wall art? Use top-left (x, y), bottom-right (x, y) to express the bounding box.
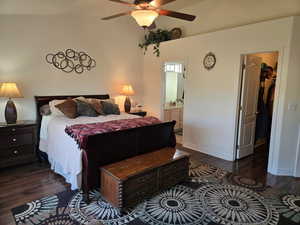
top-left (46, 49), bottom-right (96, 74)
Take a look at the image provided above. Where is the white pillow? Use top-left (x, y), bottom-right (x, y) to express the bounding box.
top-left (85, 98), bottom-right (115, 104)
top-left (49, 99), bottom-right (67, 116)
top-left (74, 96), bottom-right (87, 102)
top-left (101, 98), bottom-right (115, 104)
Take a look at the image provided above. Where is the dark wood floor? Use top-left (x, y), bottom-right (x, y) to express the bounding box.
top-left (181, 144), bottom-right (300, 194)
top-left (1, 145), bottom-right (299, 225)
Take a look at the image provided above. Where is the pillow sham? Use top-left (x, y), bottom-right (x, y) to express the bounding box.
top-left (101, 101), bottom-right (120, 115)
top-left (75, 99), bottom-right (98, 117)
top-left (88, 98), bottom-right (105, 115)
top-left (49, 99), bottom-right (67, 116)
top-left (40, 104), bottom-right (51, 116)
top-left (55, 99), bottom-right (78, 119)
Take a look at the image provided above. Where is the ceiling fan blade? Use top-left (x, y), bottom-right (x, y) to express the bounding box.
top-left (147, 22), bottom-right (157, 30)
top-left (108, 0), bottom-right (136, 6)
top-left (149, 0), bottom-right (176, 7)
top-left (158, 9), bottom-right (196, 21)
top-left (102, 11), bottom-right (132, 20)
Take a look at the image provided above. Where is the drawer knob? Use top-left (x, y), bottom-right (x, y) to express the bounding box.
top-left (13, 150), bottom-right (19, 155)
top-left (12, 138), bottom-right (17, 142)
top-left (12, 128), bottom-right (16, 132)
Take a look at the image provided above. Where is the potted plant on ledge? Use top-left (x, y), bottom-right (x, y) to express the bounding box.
top-left (139, 29), bottom-right (172, 57)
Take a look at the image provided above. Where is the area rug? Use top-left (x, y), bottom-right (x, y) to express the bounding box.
top-left (11, 162), bottom-right (300, 225)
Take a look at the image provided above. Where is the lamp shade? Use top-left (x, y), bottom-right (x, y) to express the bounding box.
top-left (120, 85), bottom-right (135, 96)
top-left (0, 83), bottom-right (23, 98)
top-left (131, 10), bottom-right (159, 27)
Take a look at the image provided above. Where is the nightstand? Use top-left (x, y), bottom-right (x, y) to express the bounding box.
top-left (128, 111), bottom-right (147, 117)
top-left (0, 120), bottom-right (37, 169)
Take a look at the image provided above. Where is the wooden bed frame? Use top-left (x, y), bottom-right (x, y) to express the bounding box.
top-left (34, 95), bottom-right (176, 202)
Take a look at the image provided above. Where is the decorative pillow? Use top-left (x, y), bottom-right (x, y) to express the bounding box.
top-left (75, 99), bottom-right (98, 117)
top-left (49, 99), bottom-right (67, 116)
top-left (101, 101), bottom-right (120, 115)
top-left (55, 99), bottom-right (78, 119)
top-left (88, 98), bottom-right (105, 115)
top-left (40, 104), bottom-right (51, 116)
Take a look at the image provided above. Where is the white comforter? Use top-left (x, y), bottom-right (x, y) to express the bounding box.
top-left (39, 113), bottom-right (139, 190)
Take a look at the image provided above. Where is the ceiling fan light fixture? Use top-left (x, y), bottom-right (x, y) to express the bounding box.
top-left (131, 10), bottom-right (159, 27)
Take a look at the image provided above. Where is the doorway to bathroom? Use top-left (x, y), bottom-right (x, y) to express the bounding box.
top-left (162, 62), bottom-right (185, 144)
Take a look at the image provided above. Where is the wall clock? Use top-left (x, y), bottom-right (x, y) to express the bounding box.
top-left (203, 52), bottom-right (216, 70)
top-left (170, 28), bottom-right (182, 40)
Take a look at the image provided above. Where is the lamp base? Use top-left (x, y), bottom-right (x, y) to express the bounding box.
top-left (5, 99), bottom-right (17, 124)
top-left (124, 96), bottom-right (131, 113)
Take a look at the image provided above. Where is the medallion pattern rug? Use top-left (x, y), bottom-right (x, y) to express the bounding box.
top-left (11, 162), bottom-right (300, 225)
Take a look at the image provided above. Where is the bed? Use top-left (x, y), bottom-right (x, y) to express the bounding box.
top-left (35, 95), bottom-right (176, 202)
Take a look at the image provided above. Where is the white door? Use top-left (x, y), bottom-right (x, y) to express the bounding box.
top-left (237, 55), bottom-right (262, 159)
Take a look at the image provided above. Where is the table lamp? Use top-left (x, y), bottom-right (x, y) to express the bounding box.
top-left (0, 83), bottom-right (23, 124)
top-left (120, 85), bottom-right (135, 113)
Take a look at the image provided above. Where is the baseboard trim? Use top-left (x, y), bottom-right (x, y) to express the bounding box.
top-left (269, 167), bottom-right (294, 176)
top-left (183, 141), bottom-right (234, 161)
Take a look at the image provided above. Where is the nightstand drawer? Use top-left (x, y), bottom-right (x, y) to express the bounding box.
top-left (10, 133), bottom-right (34, 147)
top-left (0, 121), bottom-right (37, 168)
top-left (0, 133), bottom-right (34, 148)
top-left (0, 145), bottom-right (35, 158)
top-left (0, 126), bottom-right (34, 135)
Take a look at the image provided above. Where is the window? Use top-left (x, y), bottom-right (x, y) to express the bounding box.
top-left (165, 63), bottom-right (183, 73)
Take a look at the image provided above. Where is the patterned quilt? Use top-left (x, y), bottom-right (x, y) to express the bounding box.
top-left (65, 116), bottom-right (161, 149)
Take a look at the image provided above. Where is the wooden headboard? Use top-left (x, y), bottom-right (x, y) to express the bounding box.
top-left (34, 94), bottom-right (110, 139)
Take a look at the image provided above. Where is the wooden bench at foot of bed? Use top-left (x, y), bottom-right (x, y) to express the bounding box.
top-left (100, 147), bottom-right (190, 210)
top-left (82, 120), bottom-right (176, 202)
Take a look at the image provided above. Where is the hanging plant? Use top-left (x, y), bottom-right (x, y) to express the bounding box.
top-left (139, 29), bottom-right (172, 57)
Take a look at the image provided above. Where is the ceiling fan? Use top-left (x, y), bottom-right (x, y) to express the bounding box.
top-left (102, 0), bottom-right (196, 29)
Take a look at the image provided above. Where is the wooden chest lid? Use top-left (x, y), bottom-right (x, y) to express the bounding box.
top-left (100, 147), bottom-right (190, 181)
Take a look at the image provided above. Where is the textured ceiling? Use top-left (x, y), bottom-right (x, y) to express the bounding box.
top-left (0, 0), bottom-right (201, 15)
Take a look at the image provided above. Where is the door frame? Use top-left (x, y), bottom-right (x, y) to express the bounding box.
top-left (233, 50), bottom-right (283, 171)
top-left (294, 124), bottom-right (300, 177)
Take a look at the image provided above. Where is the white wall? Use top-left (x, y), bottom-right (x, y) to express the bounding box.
top-left (0, 15), bottom-right (144, 121)
top-left (276, 16), bottom-right (300, 176)
top-left (157, 0), bottom-right (300, 37)
top-left (142, 17), bottom-right (295, 172)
